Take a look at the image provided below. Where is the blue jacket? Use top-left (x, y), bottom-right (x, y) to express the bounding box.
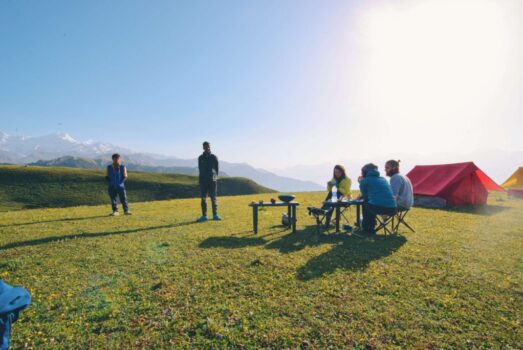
top-left (359, 169), bottom-right (397, 208)
top-left (0, 280), bottom-right (31, 350)
top-left (107, 164), bottom-right (126, 189)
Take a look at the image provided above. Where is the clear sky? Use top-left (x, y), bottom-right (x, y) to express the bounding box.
top-left (1, 0), bottom-right (522, 168)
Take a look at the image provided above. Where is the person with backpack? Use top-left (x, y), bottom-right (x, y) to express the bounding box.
top-left (197, 142), bottom-right (221, 222)
top-left (359, 163), bottom-right (397, 234)
top-left (106, 153), bottom-right (131, 216)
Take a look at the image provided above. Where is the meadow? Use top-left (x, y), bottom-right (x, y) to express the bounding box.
top-left (0, 192), bottom-right (521, 349)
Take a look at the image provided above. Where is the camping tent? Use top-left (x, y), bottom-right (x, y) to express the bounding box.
top-left (501, 167), bottom-right (523, 197)
top-left (406, 162), bottom-right (504, 207)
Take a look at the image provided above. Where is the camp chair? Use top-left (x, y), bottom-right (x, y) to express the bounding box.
top-left (308, 205), bottom-right (355, 234)
top-left (392, 209), bottom-right (415, 233)
top-left (338, 205), bottom-right (354, 229)
top-left (307, 207), bottom-right (330, 234)
top-left (375, 214), bottom-right (395, 236)
top-left (0, 280), bottom-right (31, 350)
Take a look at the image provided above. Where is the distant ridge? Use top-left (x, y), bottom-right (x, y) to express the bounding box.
top-left (29, 156), bottom-right (217, 177)
top-left (31, 156), bottom-right (103, 169)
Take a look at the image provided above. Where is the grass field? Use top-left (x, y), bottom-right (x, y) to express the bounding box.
top-left (0, 165), bottom-right (273, 211)
top-left (1, 192), bottom-right (522, 349)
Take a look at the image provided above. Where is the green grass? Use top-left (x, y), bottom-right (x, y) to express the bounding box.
top-left (1, 192), bottom-right (521, 349)
top-left (0, 165), bottom-right (273, 211)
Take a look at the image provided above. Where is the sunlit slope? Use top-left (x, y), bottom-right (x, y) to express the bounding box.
top-left (0, 192), bottom-right (521, 349)
top-left (0, 165), bottom-right (274, 211)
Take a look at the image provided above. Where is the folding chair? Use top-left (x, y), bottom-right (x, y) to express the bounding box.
top-left (375, 214), bottom-right (395, 236)
top-left (392, 209), bottom-right (415, 233)
top-left (339, 206), bottom-right (353, 227)
top-left (307, 207), bottom-right (330, 234)
top-left (339, 205), bottom-right (358, 233)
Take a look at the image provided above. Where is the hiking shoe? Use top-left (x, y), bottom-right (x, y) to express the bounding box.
top-left (213, 214), bottom-right (222, 221)
top-left (124, 211), bottom-right (132, 216)
top-left (110, 211), bottom-right (119, 216)
top-left (196, 215), bottom-right (208, 222)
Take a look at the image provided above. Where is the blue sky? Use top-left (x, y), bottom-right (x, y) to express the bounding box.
top-left (1, 0), bottom-right (522, 168)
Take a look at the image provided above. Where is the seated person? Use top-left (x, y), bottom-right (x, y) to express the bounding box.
top-left (322, 164), bottom-right (352, 227)
top-left (359, 163), bottom-right (397, 234)
top-left (385, 160), bottom-right (414, 211)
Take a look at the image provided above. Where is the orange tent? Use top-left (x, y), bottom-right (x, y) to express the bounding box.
top-left (501, 167), bottom-right (523, 197)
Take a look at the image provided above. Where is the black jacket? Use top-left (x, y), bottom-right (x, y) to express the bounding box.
top-left (198, 152), bottom-right (219, 183)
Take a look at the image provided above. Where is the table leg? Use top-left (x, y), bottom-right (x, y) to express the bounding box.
top-left (253, 206), bottom-right (258, 234)
top-left (356, 204), bottom-right (361, 228)
top-left (292, 205), bottom-right (297, 233)
top-left (287, 205), bottom-right (292, 229)
top-left (335, 206), bottom-right (340, 233)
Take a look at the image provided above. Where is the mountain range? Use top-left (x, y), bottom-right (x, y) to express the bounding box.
top-left (30, 156), bottom-right (210, 177)
top-left (0, 132), bottom-right (323, 192)
top-left (2, 131), bottom-right (519, 191)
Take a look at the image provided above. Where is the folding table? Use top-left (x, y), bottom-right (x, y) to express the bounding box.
top-left (248, 201), bottom-right (300, 234)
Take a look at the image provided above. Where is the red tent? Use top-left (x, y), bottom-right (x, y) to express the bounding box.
top-left (406, 162), bottom-right (504, 207)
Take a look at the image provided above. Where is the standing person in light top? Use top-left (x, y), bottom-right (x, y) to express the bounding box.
top-left (322, 164), bottom-right (352, 228)
top-left (385, 159), bottom-right (414, 211)
top-left (106, 153), bottom-right (131, 216)
top-left (197, 142), bottom-right (221, 222)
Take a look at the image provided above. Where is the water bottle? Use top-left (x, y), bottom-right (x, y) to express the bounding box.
top-left (331, 185), bottom-right (338, 202)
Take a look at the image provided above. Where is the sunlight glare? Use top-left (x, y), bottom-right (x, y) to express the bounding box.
top-left (355, 0), bottom-right (511, 148)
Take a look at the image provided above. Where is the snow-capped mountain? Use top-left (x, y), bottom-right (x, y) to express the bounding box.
top-left (0, 131), bottom-right (323, 191)
top-left (0, 132), bottom-right (129, 161)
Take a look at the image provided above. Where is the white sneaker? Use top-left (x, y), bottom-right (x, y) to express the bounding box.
top-left (110, 211), bottom-right (119, 216)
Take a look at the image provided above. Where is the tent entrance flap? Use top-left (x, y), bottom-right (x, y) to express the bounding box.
top-left (413, 195), bottom-right (447, 208)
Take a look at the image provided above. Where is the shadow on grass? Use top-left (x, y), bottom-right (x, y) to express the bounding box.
top-left (0, 215), bottom-right (110, 228)
top-left (0, 221), bottom-right (194, 251)
top-left (200, 225), bottom-right (406, 280)
top-left (198, 236), bottom-right (266, 249)
top-left (259, 225), bottom-right (407, 280)
top-left (264, 225), bottom-right (344, 254)
top-left (296, 233), bottom-right (407, 281)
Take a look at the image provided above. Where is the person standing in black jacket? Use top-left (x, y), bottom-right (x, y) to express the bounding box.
top-left (197, 141), bottom-right (221, 221)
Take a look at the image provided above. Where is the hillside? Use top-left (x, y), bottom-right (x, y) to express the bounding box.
top-left (0, 165), bottom-right (274, 211)
top-left (27, 155), bottom-right (323, 192)
top-left (0, 192), bottom-right (521, 349)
